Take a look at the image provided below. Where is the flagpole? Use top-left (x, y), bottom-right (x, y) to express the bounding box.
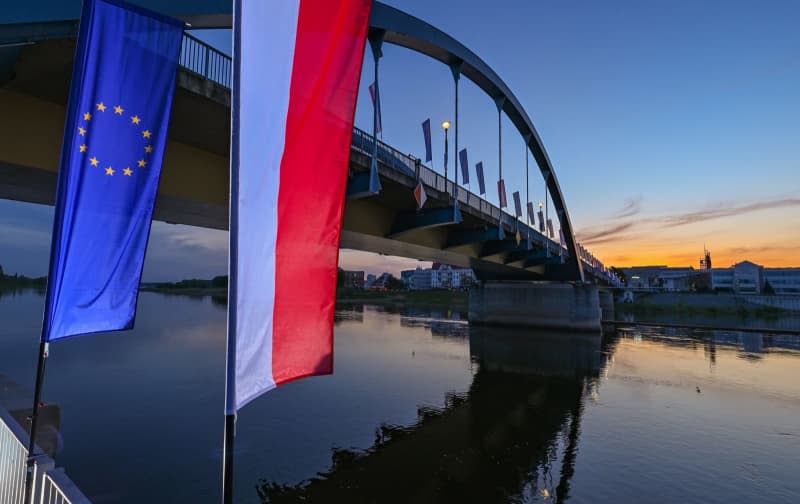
top-left (223, 1), bottom-right (243, 502)
top-left (222, 413), bottom-right (236, 504)
top-left (23, 340), bottom-right (49, 504)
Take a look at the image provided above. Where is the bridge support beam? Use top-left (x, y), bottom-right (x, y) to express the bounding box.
top-left (469, 281), bottom-right (601, 332)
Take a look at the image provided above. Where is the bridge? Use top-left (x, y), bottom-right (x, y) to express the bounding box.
top-left (0, 2), bottom-right (619, 286)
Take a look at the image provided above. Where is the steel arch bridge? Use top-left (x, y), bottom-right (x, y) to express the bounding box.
top-left (0, 1), bottom-right (618, 285)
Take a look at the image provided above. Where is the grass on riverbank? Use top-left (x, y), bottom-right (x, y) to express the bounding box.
top-left (140, 285), bottom-right (469, 309)
top-left (616, 301), bottom-right (786, 318)
top-left (335, 289), bottom-right (468, 309)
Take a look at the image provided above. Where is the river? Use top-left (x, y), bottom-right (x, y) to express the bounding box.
top-left (1, 290), bottom-right (799, 503)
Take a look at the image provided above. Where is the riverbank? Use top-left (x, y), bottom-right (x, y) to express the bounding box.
top-left (335, 289), bottom-right (468, 309)
top-left (140, 286), bottom-right (469, 309)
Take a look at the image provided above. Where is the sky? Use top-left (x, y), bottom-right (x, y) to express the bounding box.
top-left (1, 0), bottom-right (799, 280)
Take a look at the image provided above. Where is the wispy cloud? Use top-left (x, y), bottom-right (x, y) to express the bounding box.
top-left (576, 222), bottom-right (636, 244)
top-left (612, 196), bottom-right (642, 219)
top-left (578, 195), bottom-right (800, 246)
top-left (654, 198), bottom-right (800, 228)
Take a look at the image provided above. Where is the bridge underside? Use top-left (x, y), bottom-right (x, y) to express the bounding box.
top-left (0, 39), bottom-right (580, 281)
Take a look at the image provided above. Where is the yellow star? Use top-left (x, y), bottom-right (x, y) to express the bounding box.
top-left (90, 156), bottom-right (99, 167)
top-left (79, 144), bottom-right (87, 153)
top-left (114, 105), bottom-right (124, 115)
top-left (144, 145), bottom-right (153, 154)
top-left (123, 167), bottom-right (133, 176)
top-left (78, 126), bottom-right (86, 136)
top-left (137, 159), bottom-right (147, 168)
top-left (96, 102), bottom-right (107, 112)
top-left (131, 115), bottom-right (141, 125)
top-left (105, 166), bottom-right (114, 176)
top-left (142, 130), bottom-right (152, 139)
top-left (83, 112), bottom-right (92, 121)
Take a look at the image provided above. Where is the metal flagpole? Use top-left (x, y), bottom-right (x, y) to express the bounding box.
top-left (23, 341), bottom-right (49, 503)
top-left (223, 1), bottom-right (243, 502)
top-left (451, 61), bottom-right (461, 202)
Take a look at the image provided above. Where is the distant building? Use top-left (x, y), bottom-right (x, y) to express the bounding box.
top-left (338, 269), bottom-right (364, 289)
top-left (712, 261), bottom-right (800, 294)
top-left (365, 273), bottom-right (377, 289)
top-left (622, 266), bottom-right (708, 291)
top-left (411, 264), bottom-right (475, 290)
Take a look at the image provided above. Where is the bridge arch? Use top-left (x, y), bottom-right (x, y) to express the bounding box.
top-left (368, 2), bottom-right (583, 281)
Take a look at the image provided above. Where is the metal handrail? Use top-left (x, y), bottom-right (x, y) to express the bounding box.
top-left (176, 35), bottom-right (620, 284)
top-left (0, 406), bottom-right (89, 504)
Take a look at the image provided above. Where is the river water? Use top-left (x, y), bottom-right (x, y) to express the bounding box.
top-left (1, 290), bottom-right (799, 503)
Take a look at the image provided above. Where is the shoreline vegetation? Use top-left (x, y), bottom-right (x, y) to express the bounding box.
top-left (616, 301), bottom-right (787, 318)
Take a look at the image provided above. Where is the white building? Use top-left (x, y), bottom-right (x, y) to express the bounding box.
top-left (712, 261), bottom-right (800, 295)
top-left (411, 264), bottom-right (476, 290)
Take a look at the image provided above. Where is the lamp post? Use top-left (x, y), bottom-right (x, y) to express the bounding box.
top-left (442, 120), bottom-right (451, 195)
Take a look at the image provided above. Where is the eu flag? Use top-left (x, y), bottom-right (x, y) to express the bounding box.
top-left (42, 0), bottom-right (183, 342)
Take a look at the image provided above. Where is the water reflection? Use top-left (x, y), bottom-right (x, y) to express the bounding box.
top-left (256, 325), bottom-right (606, 503)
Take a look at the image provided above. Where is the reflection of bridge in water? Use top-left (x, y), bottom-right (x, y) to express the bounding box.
top-left (256, 325), bottom-right (613, 503)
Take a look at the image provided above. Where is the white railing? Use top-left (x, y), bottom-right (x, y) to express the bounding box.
top-left (0, 406), bottom-right (90, 504)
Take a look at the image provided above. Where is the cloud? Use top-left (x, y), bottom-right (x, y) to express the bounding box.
top-left (577, 195), bottom-right (800, 246)
top-left (611, 196), bottom-right (642, 219)
top-left (576, 222), bottom-right (636, 244)
top-left (654, 198), bottom-right (800, 228)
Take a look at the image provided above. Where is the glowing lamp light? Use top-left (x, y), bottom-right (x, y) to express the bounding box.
top-left (441, 120), bottom-right (451, 130)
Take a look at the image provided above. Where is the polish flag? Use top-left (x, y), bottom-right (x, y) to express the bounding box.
top-left (226, 0), bottom-right (373, 412)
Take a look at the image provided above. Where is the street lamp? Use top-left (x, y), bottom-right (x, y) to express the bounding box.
top-left (442, 120), bottom-right (451, 191)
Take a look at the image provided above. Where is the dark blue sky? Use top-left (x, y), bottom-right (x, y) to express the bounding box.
top-left (1, 0), bottom-right (798, 279)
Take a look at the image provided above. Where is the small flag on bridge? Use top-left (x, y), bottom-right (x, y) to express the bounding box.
top-left (368, 81), bottom-right (382, 135)
top-left (498, 178), bottom-right (508, 208)
top-left (527, 201), bottom-right (535, 225)
top-left (547, 218), bottom-right (554, 238)
top-left (422, 118), bottom-right (432, 163)
top-left (41, 0), bottom-right (184, 342)
top-left (414, 181), bottom-right (427, 209)
top-left (537, 209), bottom-right (545, 233)
top-left (228, 0), bottom-right (373, 412)
top-left (475, 161), bottom-right (486, 195)
top-left (458, 148), bottom-right (469, 185)
top-left (513, 191), bottom-right (522, 218)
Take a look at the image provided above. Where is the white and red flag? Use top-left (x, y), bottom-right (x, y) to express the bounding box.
top-left (226, 0), bottom-right (373, 413)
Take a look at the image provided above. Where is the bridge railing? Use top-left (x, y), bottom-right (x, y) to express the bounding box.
top-left (180, 33), bottom-right (232, 87)
top-left (176, 35), bottom-right (625, 284)
top-left (0, 405), bottom-right (90, 504)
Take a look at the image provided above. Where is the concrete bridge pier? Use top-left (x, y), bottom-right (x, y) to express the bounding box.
top-left (469, 282), bottom-right (601, 332)
top-left (598, 288), bottom-right (615, 322)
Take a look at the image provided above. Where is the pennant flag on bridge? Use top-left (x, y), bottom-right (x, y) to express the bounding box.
top-left (547, 218), bottom-right (554, 238)
top-left (227, 0), bottom-right (373, 412)
top-left (421, 118), bottom-right (432, 163)
top-left (512, 191), bottom-right (522, 218)
top-left (527, 201), bottom-right (535, 225)
top-left (498, 179), bottom-right (507, 208)
top-left (414, 181), bottom-right (427, 209)
top-left (41, 0), bottom-right (183, 342)
top-left (475, 161), bottom-right (486, 195)
top-left (537, 209), bottom-right (545, 233)
top-left (368, 81), bottom-right (382, 135)
top-left (458, 148), bottom-right (469, 185)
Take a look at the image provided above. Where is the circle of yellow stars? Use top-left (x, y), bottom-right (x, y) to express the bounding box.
top-left (77, 101), bottom-right (154, 178)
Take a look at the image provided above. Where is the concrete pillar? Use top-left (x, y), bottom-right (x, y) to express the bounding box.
top-left (469, 281), bottom-right (601, 331)
top-left (598, 289), bottom-right (614, 322)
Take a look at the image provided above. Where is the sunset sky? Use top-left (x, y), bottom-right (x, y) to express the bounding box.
top-left (1, 0), bottom-right (798, 280)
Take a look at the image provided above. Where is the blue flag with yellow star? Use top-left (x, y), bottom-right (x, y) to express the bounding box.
top-left (42, 0), bottom-right (183, 342)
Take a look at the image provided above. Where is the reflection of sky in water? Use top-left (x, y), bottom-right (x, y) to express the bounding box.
top-left (0, 291), bottom-right (798, 503)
